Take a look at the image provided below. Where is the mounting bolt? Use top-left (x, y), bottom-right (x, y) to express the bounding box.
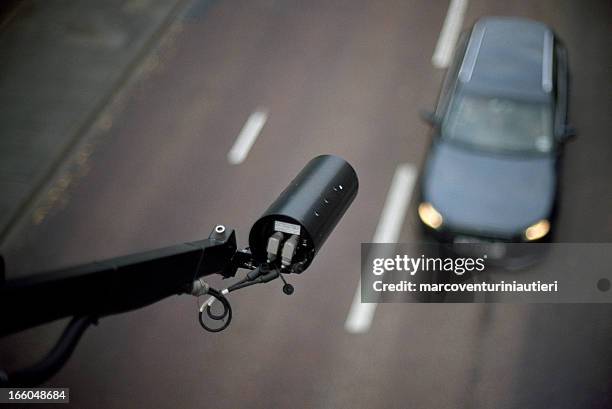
top-left (211, 224), bottom-right (227, 240)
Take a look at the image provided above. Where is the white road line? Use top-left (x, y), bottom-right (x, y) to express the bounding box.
top-left (345, 164), bottom-right (418, 334)
top-left (227, 109), bottom-right (268, 165)
top-left (432, 0), bottom-right (469, 68)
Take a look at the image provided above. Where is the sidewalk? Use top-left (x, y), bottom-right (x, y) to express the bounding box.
top-left (0, 0), bottom-right (186, 243)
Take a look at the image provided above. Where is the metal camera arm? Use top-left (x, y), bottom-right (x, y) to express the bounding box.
top-left (0, 225), bottom-right (244, 337)
top-left (0, 224), bottom-right (260, 386)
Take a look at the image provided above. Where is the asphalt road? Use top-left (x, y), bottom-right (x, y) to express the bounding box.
top-left (1, 0), bottom-right (611, 408)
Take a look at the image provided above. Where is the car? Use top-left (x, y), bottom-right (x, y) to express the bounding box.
top-left (418, 17), bottom-right (575, 245)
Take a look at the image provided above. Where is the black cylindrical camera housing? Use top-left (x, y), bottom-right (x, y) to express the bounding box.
top-left (249, 155), bottom-right (358, 271)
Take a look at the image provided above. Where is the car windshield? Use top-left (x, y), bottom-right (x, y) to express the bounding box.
top-left (442, 94), bottom-right (554, 154)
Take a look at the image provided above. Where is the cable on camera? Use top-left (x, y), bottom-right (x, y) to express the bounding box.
top-left (198, 287), bottom-right (232, 332)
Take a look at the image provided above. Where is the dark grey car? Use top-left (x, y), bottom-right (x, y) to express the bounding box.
top-left (418, 17), bottom-right (575, 243)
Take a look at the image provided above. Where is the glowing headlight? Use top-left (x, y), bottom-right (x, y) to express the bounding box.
top-left (524, 219), bottom-right (550, 241)
top-left (418, 202), bottom-right (443, 230)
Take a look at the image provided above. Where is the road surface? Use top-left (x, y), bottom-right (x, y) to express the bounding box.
top-left (1, 0), bottom-right (611, 408)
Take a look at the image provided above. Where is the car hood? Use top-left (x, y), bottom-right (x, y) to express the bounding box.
top-left (422, 141), bottom-right (556, 237)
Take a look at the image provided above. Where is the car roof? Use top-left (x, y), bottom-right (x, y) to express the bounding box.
top-left (458, 17), bottom-right (554, 103)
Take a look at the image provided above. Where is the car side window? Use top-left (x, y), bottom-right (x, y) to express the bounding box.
top-left (435, 30), bottom-right (470, 118)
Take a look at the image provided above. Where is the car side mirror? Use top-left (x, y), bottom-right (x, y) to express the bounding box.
top-left (419, 110), bottom-right (442, 127)
top-left (559, 125), bottom-right (577, 143)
